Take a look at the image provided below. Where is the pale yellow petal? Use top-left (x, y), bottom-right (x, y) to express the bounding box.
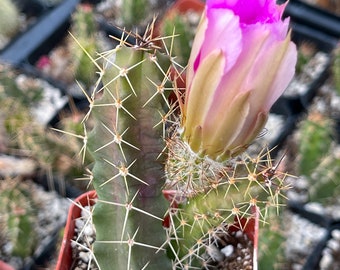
top-left (183, 50), bottom-right (225, 142)
top-left (203, 91), bottom-right (251, 160)
top-left (229, 111), bottom-right (268, 154)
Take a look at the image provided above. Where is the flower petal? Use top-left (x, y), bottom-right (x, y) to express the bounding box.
top-left (183, 50), bottom-right (225, 144)
top-left (186, 12), bottom-right (208, 89)
top-left (228, 110), bottom-right (268, 153)
top-left (246, 31), bottom-right (297, 113)
top-left (207, 27), bottom-right (271, 113)
top-left (197, 7), bottom-right (242, 73)
top-left (207, 0), bottom-right (285, 24)
top-left (203, 91), bottom-right (251, 160)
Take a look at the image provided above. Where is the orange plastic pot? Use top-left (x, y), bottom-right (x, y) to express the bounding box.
top-left (56, 190), bottom-right (97, 270)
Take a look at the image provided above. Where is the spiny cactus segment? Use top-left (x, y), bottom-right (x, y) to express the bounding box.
top-left (297, 111), bottom-right (334, 176)
top-left (164, 134), bottom-right (289, 268)
top-left (69, 4), bottom-right (99, 88)
top-left (0, 179), bottom-right (37, 258)
top-left (78, 24), bottom-right (178, 270)
top-left (69, 18), bottom-right (291, 269)
top-left (121, 0), bottom-right (149, 30)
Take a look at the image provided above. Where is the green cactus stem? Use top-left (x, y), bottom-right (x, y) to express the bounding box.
top-left (86, 39), bottom-right (173, 269)
top-left (160, 13), bottom-right (196, 66)
top-left (308, 146), bottom-right (340, 203)
top-left (0, 179), bottom-right (37, 258)
top-left (165, 134), bottom-right (289, 268)
top-left (69, 4), bottom-right (99, 88)
top-left (258, 208), bottom-right (286, 269)
top-left (121, 0), bottom-right (149, 29)
top-left (297, 111), bottom-right (334, 176)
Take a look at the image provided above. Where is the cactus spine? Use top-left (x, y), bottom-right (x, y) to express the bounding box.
top-left (69, 4), bottom-right (99, 89)
top-left (160, 14), bottom-right (195, 66)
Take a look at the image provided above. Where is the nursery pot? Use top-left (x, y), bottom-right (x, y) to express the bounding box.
top-left (0, 261), bottom-right (15, 270)
top-left (165, 0), bottom-right (205, 16)
top-left (228, 207), bottom-right (259, 270)
top-left (0, 0), bottom-right (80, 66)
top-left (154, 0), bottom-right (204, 42)
top-left (56, 190), bottom-right (97, 270)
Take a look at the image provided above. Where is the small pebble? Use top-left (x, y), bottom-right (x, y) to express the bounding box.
top-left (84, 224), bottom-right (94, 236)
top-left (319, 250), bottom-right (333, 270)
top-left (332, 230), bottom-right (340, 240)
top-left (327, 239), bottom-right (340, 252)
top-left (75, 219), bottom-right (85, 229)
top-left (79, 251), bottom-right (90, 263)
top-left (221, 245), bottom-right (234, 257)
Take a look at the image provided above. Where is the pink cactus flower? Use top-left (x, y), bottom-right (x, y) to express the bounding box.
top-left (181, 0), bottom-right (297, 161)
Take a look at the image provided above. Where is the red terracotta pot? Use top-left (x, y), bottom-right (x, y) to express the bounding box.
top-left (154, 0), bottom-right (204, 44)
top-left (165, 0), bottom-right (205, 18)
top-left (56, 190), bottom-right (97, 270)
top-left (229, 206), bottom-right (259, 269)
top-left (0, 261), bottom-right (15, 270)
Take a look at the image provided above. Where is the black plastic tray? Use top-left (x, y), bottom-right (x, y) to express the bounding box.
top-left (288, 201), bottom-right (340, 270)
top-left (0, 0), bottom-right (80, 66)
top-left (284, 0), bottom-right (340, 39)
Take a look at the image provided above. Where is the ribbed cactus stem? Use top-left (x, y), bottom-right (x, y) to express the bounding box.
top-left (165, 134), bottom-right (288, 268)
top-left (0, 181), bottom-right (36, 258)
top-left (87, 45), bottom-right (172, 269)
top-left (297, 112), bottom-right (334, 176)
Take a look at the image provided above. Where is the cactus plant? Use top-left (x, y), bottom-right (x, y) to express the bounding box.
top-left (296, 111), bottom-right (334, 176)
top-left (308, 146), bottom-right (340, 203)
top-left (0, 179), bottom-right (37, 259)
top-left (0, 178), bottom-right (69, 268)
top-left (71, 31), bottom-right (291, 270)
top-left (61, 0), bottom-right (297, 269)
top-left (121, 0), bottom-right (149, 30)
top-left (80, 26), bottom-right (176, 268)
top-left (69, 4), bottom-right (99, 89)
top-left (164, 141), bottom-right (288, 268)
top-left (0, 64), bottom-right (88, 190)
top-left (258, 208), bottom-right (286, 269)
top-left (0, 0), bottom-right (20, 41)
